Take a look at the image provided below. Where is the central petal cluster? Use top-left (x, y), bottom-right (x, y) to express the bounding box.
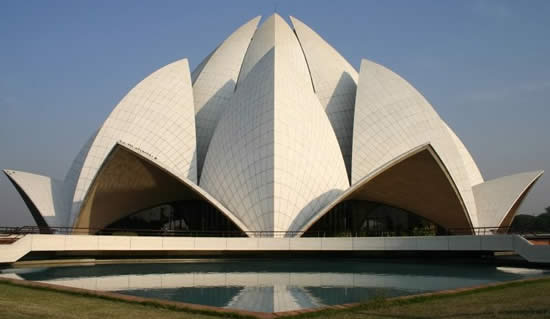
top-left (199, 15), bottom-right (350, 232)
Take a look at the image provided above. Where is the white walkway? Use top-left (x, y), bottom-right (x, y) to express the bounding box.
top-left (1, 234), bottom-right (549, 264)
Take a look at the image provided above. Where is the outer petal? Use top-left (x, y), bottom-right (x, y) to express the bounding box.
top-left (443, 122), bottom-right (484, 186)
top-left (69, 59), bottom-right (197, 227)
top-left (298, 145), bottom-right (472, 234)
top-left (352, 59), bottom-right (478, 227)
top-left (63, 131), bottom-right (97, 225)
top-left (473, 171), bottom-right (544, 229)
top-left (200, 15), bottom-right (349, 234)
top-left (193, 16), bottom-right (261, 178)
top-left (5, 132), bottom-right (97, 228)
top-left (290, 16), bottom-right (358, 179)
top-left (236, 15), bottom-right (276, 85)
top-left (3, 170), bottom-right (68, 228)
top-left (74, 143), bottom-right (249, 233)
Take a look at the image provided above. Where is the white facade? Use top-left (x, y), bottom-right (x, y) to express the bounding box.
top-left (193, 16), bottom-right (261, 177)
top-left (62, 132), bottom-right (97, 226)
top-left (200, 15), bottom-right (349, 232)
top-left (443, 122), bottom-right (484, 186)
top-left (3, 170), bottom-right (68, 227)
top-left (3, 14), bottom-right (543, 236)
top-left (68, 58), bottom-right (198, 227)
top-left (352, 59), bottom-right (481, 226)
top-left (473, 171), bottom-right (544, 228)
top-left (291, 16), bottom-right (358, 178)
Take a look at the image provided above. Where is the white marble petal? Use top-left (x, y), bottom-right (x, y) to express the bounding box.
top-left (193, 16), bottom-right (261, 178)
top-left (443, 122), bottom-right (484, 186)
top-left (474, 171), bottom-right (544, 228)
top-left (352, 59), bottom-right (479, 226)
top-left (200, 14), bottom-right (349, 234)
top-left (69, 59), bottom-right (197, 227)
top-left (291, 16), bottom-right (358, 179)
top-left (3, 170), bottom-right (68, 227)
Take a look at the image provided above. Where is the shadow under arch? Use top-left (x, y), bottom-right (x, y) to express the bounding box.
top-left (297, 144), bottom-right (473, 236)
top-left (73, 143), bottom-right (250, 235)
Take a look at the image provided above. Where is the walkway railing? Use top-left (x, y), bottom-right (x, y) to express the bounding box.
top-left (1, 225), bottom-right (549, 238)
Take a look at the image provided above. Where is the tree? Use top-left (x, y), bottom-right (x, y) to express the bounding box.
top-left (510, 206), bottom-right (550, 233)
top-left (510, 214), bottom-right (536, 232)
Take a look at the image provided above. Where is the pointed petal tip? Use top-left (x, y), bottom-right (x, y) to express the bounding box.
top-left (242, 15), bottom-right (262, 28)
top-left (3, 169), bottom-right (19, 176)
top-left (289, 15), bottom-right (303, 27)
top-left (250, 15), bottom-right (262, 29)
top-left (532, 170), bottom-right (544, 180)
top-left (525, 170), bottom-right (545, 179)
top-left (163, 57), bottom-right (190, 69)
top-left (264, 13), bottom-right (287, 25)
top-left (510, 170), bottom-right (544, 179)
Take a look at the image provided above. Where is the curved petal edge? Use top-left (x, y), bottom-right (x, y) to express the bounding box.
top-left (193, 16), bottom-right (261, 178)
top-left (353, 58), bottom-right (480, 226)
top-left (473, 170), bottom-right (544, 229)
top-left (69, 58), bottom-right (197, 227)
top-left (290, 16), bottom-right (358, 179)
top-left (3, 170), bottom-right (69, 228)
top-left (74, 143), bottom-right (250, 234)
top-left (201, 14), bottom-right (350, 234)
top-left (298, 144), bottom-right (473, 235)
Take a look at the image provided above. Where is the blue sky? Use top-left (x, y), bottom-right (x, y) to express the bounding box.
top-left (1, 0), bottom-right (549, 225)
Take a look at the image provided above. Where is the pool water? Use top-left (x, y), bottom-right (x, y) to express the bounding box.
top-left (1, 259), bottom-right (548, 313)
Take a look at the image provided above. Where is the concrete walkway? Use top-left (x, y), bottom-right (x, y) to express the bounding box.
top-left (1, 234), bottom-right (549, 264)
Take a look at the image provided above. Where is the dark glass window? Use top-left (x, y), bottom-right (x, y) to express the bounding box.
top-left (103, 200), bottom-right (245, 236)
top-left (303, 200), bottom-right (444, 237)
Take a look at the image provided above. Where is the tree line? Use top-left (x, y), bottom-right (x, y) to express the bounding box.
top-left (510, 206), bottom-right (550, 233)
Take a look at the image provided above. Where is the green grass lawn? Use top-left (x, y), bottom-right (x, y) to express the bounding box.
top-left (1, 278), bottom-right (549, 319)
top-left (299, 278), bottom-right (550, 319)
top-left (0, 281), bottom-right (234, 319)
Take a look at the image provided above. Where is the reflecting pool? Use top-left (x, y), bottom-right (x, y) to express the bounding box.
top-left (1, 259), bottom-right (548, 313)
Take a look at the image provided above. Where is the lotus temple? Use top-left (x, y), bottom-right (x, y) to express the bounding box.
top-left (2, 14), bottom-right (544, 238)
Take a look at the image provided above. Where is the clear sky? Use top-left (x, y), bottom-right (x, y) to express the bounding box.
top-left (1, 0), bottom-right (549, 226)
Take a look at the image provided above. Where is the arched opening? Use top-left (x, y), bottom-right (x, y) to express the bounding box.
top-left (74, 144), bottom-right (247, 235)
top-left (298, 145), bottom-right (473, 236)
top-left (303, 200), bottom-right (445, 237)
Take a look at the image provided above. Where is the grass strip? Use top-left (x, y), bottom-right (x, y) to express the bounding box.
top-left (0, 278), bottom-right (261, 319)
top-left (281, 276), bottom-right (550, 318)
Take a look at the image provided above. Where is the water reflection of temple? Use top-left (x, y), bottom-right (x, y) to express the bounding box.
top-left (3, 266), bottom-right (544, 312)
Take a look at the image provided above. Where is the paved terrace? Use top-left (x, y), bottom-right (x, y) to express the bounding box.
top-left (1, 234), bottom-right (549, 264)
